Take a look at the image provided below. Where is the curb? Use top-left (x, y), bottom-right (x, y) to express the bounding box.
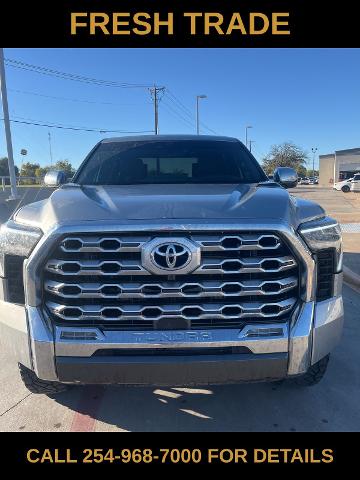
top-left (343, 265), bottom-right (360, 290)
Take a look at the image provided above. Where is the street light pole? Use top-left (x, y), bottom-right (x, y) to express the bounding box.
top-left (0, 48), bottom-right (18, 199)
top-left (245, 125), bottom-right (253, 148)
top-left (311, 147), bottom-right (318, 180)
top-left (249, 140), bottom-right (255, 153)
top-left (196, 95), bottom-right (207, 135)
top-left (48, 131), bottom-right (53, 166)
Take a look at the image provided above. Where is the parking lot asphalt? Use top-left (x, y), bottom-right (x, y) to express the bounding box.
top-left (289, 185), bottom-right (360, 224)
top-left (0, 184), bottom-right (359, 432)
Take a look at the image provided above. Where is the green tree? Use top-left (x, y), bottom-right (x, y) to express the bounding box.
top-left (306, 169), bottom-right (319, 177)
top-left (20, 162), bottom-right (40, 184)
top-left (35, 166), bottom-right (51, 179)
top-left (297, 165), bottom-right (307, 178)
top-left (261, 142), bottom-right (308, 176)
top-left (53, 159), bottom-right (76, 179)
top-left (0, 157), bottom-right (19, 182)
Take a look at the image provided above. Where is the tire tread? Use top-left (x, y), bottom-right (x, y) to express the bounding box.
top-left (295, 355), bottom-right (330, 386)
top-left (19, 364), bottom-right (68, 395)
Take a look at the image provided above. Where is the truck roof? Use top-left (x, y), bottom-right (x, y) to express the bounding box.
top-left (101, 134), bottom-right (240, 144)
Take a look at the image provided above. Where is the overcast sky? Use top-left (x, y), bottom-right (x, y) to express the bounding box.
top-left (1, 48), bottom-right (359, 170)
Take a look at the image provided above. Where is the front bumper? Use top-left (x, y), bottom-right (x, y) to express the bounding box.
top-left (56, 353), bottom-right (288, 385)
top-left (0, 293), bottom-right (344, 385)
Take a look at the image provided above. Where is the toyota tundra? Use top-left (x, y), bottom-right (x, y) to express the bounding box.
top-left (0, 135), bottom-right (343, 394)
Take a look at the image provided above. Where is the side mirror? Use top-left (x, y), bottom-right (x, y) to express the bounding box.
top-left (273, 167), bottom-right (298, 189)
top-left (44, 170), bottom-right (67, 187)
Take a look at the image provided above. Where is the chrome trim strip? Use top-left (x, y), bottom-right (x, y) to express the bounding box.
top-left (288, 302), bottom-right (314, 375)
top-left (46, 297), bottom-right (296, 322)
top-left (44, 276), bottom-right (298, 299)
top-left (26, 306), bottom-right (57, 381)
top-left (46, 258), bottom-right (148, 276)
top-left (54, 323), bottom-right (289, 357)
top-left (60, 235), bottom-right (150, 253)
top-left (196, 255), bottom-right (297, 274)
top-left (191, 233), bottom-right (281, 251)
top-left (45, 254), bottom-right (297, 277)
top-left (59, 233), bottom-right (282, 253)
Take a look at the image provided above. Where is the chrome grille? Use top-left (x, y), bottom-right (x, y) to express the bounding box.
top-left (47, 298), bottom-right (295, 321)
top-left (45, 255), bottom-right (296, 276)
top-left (43, 231), bottom-right (299, 330)
top-left (45, 277), bottom-right (298, 299)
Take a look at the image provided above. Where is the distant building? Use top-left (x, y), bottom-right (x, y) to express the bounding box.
top-left (319, 148), bottom-right (360, 186)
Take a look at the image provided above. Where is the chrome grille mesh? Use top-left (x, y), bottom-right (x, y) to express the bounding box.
top-left (45, 255), bottom-right (296, 276)
top-left (47, 298), bottom-right (295, 322)
top-left (45, 276), bottom-right (298, 299)
top-left (43, 231), bottom-right (299, 330)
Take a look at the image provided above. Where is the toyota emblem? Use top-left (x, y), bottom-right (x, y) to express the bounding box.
top-left (152, 243), bottom-right (191, 270)
top-left (141, 238), bottom-right (201, 275)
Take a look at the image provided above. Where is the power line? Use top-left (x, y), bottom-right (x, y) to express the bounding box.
top-left (5, 58), bottom-right (217, 133)
top-left (162, 99), bottom-right (195, 128)
top-left (8, 88), bottom-right (150, 106)
top-left (164, 94), bottom-right (196, 128)
top-left (5, 58), bottom-right (154, 88)
top-left (2, 116), bottom-right (153, 134)
top-left (199, 122), bottom-right (218, 136)
top-left (166, 89), bottom-right (218, 135)
top-left (160, 100), bottom-right (195, 131)
top-left (12, 114), bottom-right (142, 131)
top-left (166, 90), bottom-right (194, 121)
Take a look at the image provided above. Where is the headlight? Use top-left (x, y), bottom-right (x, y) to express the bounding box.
top-left (298, 217), bottom-right (342, 301)
top-left (0, 220), bottom-right (42, 258)
top-left (0, 220), bottom-right (42, 304)
top-left (298, 216), bottom-right (342, 273)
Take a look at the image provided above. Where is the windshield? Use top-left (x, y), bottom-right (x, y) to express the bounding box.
top-left (75, 139), bottom-right (267, 185)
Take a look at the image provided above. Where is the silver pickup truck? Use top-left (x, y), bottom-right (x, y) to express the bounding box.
top-left (0, 135), bottom-right (343, 394)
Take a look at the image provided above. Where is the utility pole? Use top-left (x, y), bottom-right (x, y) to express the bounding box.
top-left (149, 85), bottom-right (165, 135)
top-left (311, 147), bottom-right (318, 180)
top-left (196, 95), bottom-right (207, 135)
top-left (154, 87), bottom-right (158, 135)
top-left (48, 131), bottom-right (53, 166)
top-left (245, 125), bottom-right (253, 148)
top-left (0, 48), bottom-right (18, 199)
top-left (249, 140), bottom-right (255, 153)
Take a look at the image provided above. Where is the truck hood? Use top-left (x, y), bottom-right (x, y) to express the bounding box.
top-left (14, 183), bottom-right (325, 233)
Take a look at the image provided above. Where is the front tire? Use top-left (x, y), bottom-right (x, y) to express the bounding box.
top-left (295, 355), bottom-right (330, 386)
top-left (342, 185), bottom-right (350, 192)
top-left (19, 364), bottom-right (69, 395)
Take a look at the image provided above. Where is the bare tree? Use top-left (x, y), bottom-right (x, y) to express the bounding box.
top-left (261, 142), bottom-right (308, 176)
